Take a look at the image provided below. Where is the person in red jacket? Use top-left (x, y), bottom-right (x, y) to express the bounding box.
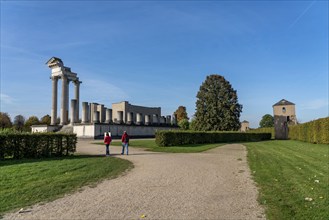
top-left (121, 131), bottom-right (129, 155)
top-left (104, 132), bottom-right (112, 156)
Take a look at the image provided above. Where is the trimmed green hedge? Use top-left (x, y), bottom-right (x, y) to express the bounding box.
top-left (248, 127), bottom-right (275, 139)
top-left (289, 117), bottom-right (329, 144)
top-left (0, 133), bottom-right (77, 160)
top-left (155, 130), bottom-right (271, 147)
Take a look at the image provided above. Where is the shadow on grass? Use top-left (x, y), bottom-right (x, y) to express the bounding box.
top-left (0, 155), bottom-right (106, 167)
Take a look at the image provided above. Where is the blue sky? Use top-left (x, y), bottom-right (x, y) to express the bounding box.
top-left (1, 1), bottom-right (328, 128)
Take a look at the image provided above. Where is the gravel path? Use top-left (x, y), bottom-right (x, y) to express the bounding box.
top-left (5, 140), bottom-right (266, 220)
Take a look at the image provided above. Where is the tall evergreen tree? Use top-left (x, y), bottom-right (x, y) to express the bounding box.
top-left (14, 115), bottom-right (25, 131)
top-left (193, 74), bottom-right (242, 131)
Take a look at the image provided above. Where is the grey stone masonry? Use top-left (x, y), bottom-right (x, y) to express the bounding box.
top-left (47, 57), bottom-right (81, 126)
top-left (82, 102), bottom-right (89, 123)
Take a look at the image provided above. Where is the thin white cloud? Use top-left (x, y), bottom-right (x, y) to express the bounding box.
top-left (0, 93), bottom-right (16, 105)
top-left (300, 99), bottom-right (328, 110)
top-left (289, 0), bottom-right (316, 29)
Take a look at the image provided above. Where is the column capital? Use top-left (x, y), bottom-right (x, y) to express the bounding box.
top-left (73, 79), bottom-right (82, 85)
top-left (50, 76), bottom-right (59, 81)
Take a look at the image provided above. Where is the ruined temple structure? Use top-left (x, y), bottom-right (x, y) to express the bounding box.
top-left (47, 57), bottom-right (81, 126)
top-left (32, 57), bottom-right (177, 138)
top-left (273, 99), bottom-right (297, 139)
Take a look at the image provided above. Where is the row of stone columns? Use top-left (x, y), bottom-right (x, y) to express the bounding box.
top-left (80, 102), bottom-right (176, 125)
top-left (50, 75), bottom-right (81, 125)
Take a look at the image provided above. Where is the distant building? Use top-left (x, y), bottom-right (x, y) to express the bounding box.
top-left (273, 99), bottom-right (297, 140)
top-left (240, 120), bottom-right (250, 132)
top-left (272, 99), bottom-right (297, 125)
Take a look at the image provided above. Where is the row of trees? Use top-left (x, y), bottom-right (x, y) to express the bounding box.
top-left (0, 112), bottom-right (51, 132)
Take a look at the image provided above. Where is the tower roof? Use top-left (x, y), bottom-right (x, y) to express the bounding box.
top-left (273, 99), bottom-right (295, 107)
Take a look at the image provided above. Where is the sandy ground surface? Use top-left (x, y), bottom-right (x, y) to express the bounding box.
top-left (4, 140), bottom-right (266, 220)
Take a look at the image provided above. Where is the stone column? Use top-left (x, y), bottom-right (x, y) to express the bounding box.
top-left (51, 76), bottom-right (58, 125)
top-left (172, 114), bottom-right (177, 125)
top-left (166, 115), bottom-right (171, 125)
top-left (136, 113), bottom-right (143, 125)
top-left (82, 102), bottom-right (89, 123)
top-left (97, 104), bottom-right (105, 123)
top-left (93, 111), bottom-right (100, 123)
top-left (145, 115), bottom-right (150, 125)
top-left (105, 108), bottom-right (112, 123)
top-left (89, 103), bottom-right (97, 123)
top-left (70, 99), bottom-right (77, 125)
top-left (117, 111), bottom-right (123, 124)
top-left (160, 116), bottom-right (165, 124)
top-left (152, 114), bottom-right (159, 125)
top-left (61, 75), bottom-right (69, 125)
top-left (127, 112), bottom-right (133, 124)
top-left (74, 80), bottom-right (81, 122)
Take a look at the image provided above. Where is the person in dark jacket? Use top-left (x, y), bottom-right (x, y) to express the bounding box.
top-left (104, 132), bottom-right (112, 156)
top-left (121, 131), bottom-right (129, 155)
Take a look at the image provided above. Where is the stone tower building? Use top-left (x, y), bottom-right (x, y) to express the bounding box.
top-left (272, 99), bottom-right (297, 125)
top-left (240, 120), bottom-right (250, 132)
top-left (273, 99), bottom-right (297, 140)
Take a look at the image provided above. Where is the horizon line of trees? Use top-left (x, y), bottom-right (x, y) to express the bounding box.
top-left (0, 112), bottom-right (52, 132)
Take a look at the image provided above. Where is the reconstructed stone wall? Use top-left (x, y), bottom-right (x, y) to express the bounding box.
top-left (112, 101), bottom-right (162, 124)
top-left (73, 124), bottom-right (176, 139)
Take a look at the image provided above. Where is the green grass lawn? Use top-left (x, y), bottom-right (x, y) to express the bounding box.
top-left (245, 140), bottom-right (329, 220)
top-left (0, 156), bottom-right (133, 215)
top-left (94, 139), bottom-right (224, 153)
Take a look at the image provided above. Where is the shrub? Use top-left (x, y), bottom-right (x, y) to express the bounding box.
top-left (248, 127), bottom-right (275, 139)
top-left (0, 133), bottom-right (77, 160)
top-left (289, 117), bottom-right (329, 144)
top-left (155, 130), bottom-right (271, 146)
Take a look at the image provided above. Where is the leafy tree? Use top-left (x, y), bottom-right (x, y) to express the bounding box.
top-left (259, 114), bottom-right (274, 128)
top-left (0, 112), bottom-right (12, 129)
top-left (189, 117), bottom-right (197, 131)
top-left (40, 114), bottom-right (51, 125)
top-left (14, 115), bottom-right (25, 131)
top-left (174, 106), bottom-right (189, 122)
top-left (178, 119), bottom-right (190, 130)
top-left (193, 74), bottom-right (242, 131)
top-left (25, 116), bottom-right (40, 131)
